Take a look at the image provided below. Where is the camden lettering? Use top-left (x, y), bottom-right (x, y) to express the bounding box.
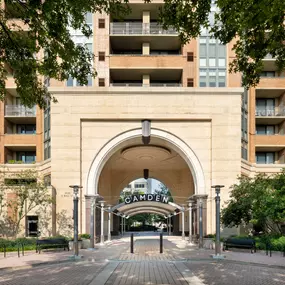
top-left (124, 194), bottom-right (169, 204)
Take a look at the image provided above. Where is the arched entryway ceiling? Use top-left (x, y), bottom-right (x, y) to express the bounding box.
top-left (86, 128), bottom-right (206, 200)
top-left (111, 201), bottom-right (182, 217)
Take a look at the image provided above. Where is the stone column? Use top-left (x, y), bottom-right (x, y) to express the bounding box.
top-left (198, 198), bottom-right (203, 248)
top-left (108, 206), bottom-right (111, 242)
top-left (100, 201), bottom-right (105, 244)
top-left (188, 200), bottom-right (194, 245)
top-left (181, 206), bottom-right (185, 240)
top-left (121, 215), bottom-right (123, 236)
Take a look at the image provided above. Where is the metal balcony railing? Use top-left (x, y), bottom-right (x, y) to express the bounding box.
top-left (255, 107), bottom-right (285, 116)
top-left (110, 22), bottom-right (177, 35)
top-left (110, 83), bottom-right (143, 87)
top-left (5, 105), bottom-right (36, 117)
top-left (150, 83), bottom-right (182, 87)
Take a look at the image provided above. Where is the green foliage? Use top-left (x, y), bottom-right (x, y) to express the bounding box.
top-left (221, 171), bottom-right (285, 234)
top-left (0, 168), bottom-right (52, 238)
top-left (0, 237), bottom-right (37, 252)
top-left (154, 183), bottom-right (173, 202)
top-left (79, 233), bottom-right (91, 239)
top-left (160, 0), bottom-right (285, 88)
top-left (0, 0), bottom-right (130, 108)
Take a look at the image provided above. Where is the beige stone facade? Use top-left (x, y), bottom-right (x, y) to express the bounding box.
top-left (1, 1), bottom-right (285, 239)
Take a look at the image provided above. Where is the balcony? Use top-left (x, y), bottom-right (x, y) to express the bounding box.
top-left (5, 105), bottom-right (36, 124)
top-left (110, 83), bottom-right (143, 87)
top-left (255, 107), bottom-right (285, 124)
top-left (110, 22), bottom-right (181, 51)
top-left (255, 135), bottom-right (285, 151)
top-left (257, 76), bottom-right (285, 88)
top-left (110, 22), bottom-right (177, 35)
top-left (4, 134), bottom-right (37, 146)
top-left (109, 55), bottom-right (183, 69)
top-left (262, 54), bottom-right (277, 71)
top-left (150, 83), bottom-right (182, 87)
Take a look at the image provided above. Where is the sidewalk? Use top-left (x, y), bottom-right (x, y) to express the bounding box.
top-left (166, 236), bottom-right (285, 268)
top-left (0, 238), bottom-right (129, 271)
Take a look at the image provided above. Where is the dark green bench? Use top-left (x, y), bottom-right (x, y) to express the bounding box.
top-left (223, 238), bottom-right (256, 253)
top-left (36, 238), bottom-right (69, 253)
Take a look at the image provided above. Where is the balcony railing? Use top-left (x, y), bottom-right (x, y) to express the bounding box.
top-left (255, 107), bottom-right (285, 116)
top-left (5, 105), bottom-right (36, 117)
top-left (110, 83), bottom-right (143, 87)
top-left (110, 22), bottom-right (177, 35)
top-left (150, 83), bottom-right (182, 87)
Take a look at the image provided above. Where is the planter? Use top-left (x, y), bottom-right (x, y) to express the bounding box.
top-left (81, 239), bottom-right (90, 249)
top-left (68, 240), bottom-right (82, 251)
top-left (203, 238), bottom-right (215, 249)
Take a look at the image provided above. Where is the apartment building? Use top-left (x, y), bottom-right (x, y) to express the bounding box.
top-left (122, 178), bottom-right (153, 195)
top-left (1, 1), bottom-right (284, 238)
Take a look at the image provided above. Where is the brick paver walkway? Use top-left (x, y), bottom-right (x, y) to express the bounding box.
top-left (0, 234), bottom-right (285, 285)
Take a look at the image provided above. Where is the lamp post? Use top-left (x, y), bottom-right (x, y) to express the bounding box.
top-left (100, 201), bottom-right (105, 245)
top-left (69, 185), bottom-right (82, 256)
top-left (188, 200), bottom-right (194, 245)
top-left (211, 185), bottom-right (225, 257)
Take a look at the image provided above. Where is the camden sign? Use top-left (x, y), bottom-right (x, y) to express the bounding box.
top-left (124, 194), bottom-right (169, 205)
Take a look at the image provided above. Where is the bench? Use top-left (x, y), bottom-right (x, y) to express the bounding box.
top-left (36, 238), bottom-right (69, 253)
top-left (223, 238), bottom-right (256, 253)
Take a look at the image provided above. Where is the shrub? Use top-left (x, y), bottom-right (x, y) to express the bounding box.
top-left (79, 234), bottom-right (90, 239)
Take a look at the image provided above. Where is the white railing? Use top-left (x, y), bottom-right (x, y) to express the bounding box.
top-left (110, 22), bottom-right (177, 35)
top-left (5, 105), bottom-right (36, 117)
top-left (110, 83), bottom-right (143, 87)
top-left (255, 107), bottom-right (285, 116)
top-left (150, 83), bottom-right (182, 87)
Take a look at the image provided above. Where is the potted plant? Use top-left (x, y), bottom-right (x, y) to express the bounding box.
top-left (203, 234), bottom-right (215, 249)
top-left (79, 234), bottom-right (91, 249)
top-left (68, 237), bottom-right (83, 250)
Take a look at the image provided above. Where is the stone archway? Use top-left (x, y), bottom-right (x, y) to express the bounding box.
top-left (86, 128), bottom-right (206, 197)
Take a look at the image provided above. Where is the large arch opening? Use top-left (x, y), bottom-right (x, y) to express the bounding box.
top-left (85, 128), bottom-right (207, 241)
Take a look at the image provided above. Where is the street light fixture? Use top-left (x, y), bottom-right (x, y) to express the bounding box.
top-left (211, 185), bottom-right (225, 259)
top-left (69, 185), bottom-right (82, 257)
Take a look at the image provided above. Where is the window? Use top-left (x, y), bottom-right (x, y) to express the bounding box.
top-left (99, 52), bottom-right (105, 61)
top-left (26, 216), bottom-right (38, 237)
top-left (67, 75), bottom-right (92, 87)
top-left (260, 71), bottom-right (275, 77)
top-left (256, 99), bottom-right (275, 116)
top-left (44, 175), bottom-right (51, 187)
top-left (16, 151), bottom-right (36, 163)
top-left (256, 125), bottom-right (275, 135)
top-left (241, 146), bottom-right (248, 160)
top-left (85, 12), bottom-right (93, 26)
top-left (256, 152), bottom-right (275, 164)
top-left (17, 124), bottom-right (36, 134)
top-left (99, 78), bottom-right (105, 87)
top-left (98, 19), bottom-right (105, 29)
top-left (187, 78), bottom-right (194, 87)
top-left (187, 52), bottom-right (194, 62)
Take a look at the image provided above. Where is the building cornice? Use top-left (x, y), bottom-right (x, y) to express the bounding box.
top-left (47, 87), bottom-right (244, 96)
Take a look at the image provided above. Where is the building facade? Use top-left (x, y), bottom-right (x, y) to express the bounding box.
top-left (1, 1), bottom-right (285, 238)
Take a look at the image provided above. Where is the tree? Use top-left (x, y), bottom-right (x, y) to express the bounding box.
top-left (0, 168), bottom-right (52, 238)
top-left (160, 0), bottom-right (285, 88)
top-left (154, 183), bottom-right (173, 202)
top-left (221, 171), bottom-right (285, 235)
top-left (1, 1), bottom-right (284, 108)
top-left (0, 0), bottom-right (129, 108)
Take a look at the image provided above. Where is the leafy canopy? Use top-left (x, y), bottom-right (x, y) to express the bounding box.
top-left (1, 0), bottom-right (284, 108)
top-left (221, 171), bottom-right (285, 234)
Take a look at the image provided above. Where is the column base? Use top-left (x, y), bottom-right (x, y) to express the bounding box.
top-left (108, 234), bottom-right (111, 242)
top-left (210, 254), bottom-right (226, 259)
top-left (100, 235), bottom-right (104, 245)
top-left (182, 234), bottom-right (185, 240)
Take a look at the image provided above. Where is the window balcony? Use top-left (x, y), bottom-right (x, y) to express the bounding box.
top-left (110, 22), bottom-right (177, 35)
top-left (4, 134), bottom-right (37, 146)
top-left (5, 105), bottom-right (36, 124)
top-left (149, 83), bottom-right (182, 87)
top-left (110, 83), bottom-right (143, 87)
top-left (255, 135), bottom-right (285, 151)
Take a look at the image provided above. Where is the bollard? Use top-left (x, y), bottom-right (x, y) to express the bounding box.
top-left (130, 233), bottom-right (134, 254)
top-left (160, 233), bottom-right (163, 254)
top-left (283, 245), bottom-right (285, 257)
top-left (4, 245), bottom-right (6, 258)
top-left (18, 245), bottom-right (20, 258)
top-left (22, 244), bottom-right (24, 256)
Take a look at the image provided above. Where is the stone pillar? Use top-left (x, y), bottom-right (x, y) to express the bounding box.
top-left (143, 74), bottom-right (150, 86)
top-left (142, 43), bottom-right (150, 55)
top-left (121, 216), bottom-right (123, 236)
top-left (188, 200), bottom-right (194, 245)
top-left (108, 206), bottom-right (111, 242)
top-left (173, 215), bottom-right (180, 235)
top-left (198, 198), bottom-right (203, 248)
top-left (85, 196), bottom-right (91, 234)
top-left (112, 214), bottom-right (120, 235)
top-left (142, 11), bottom-right (150, 23)
top-left (100, 201), bottom-right (105, 244)
top-left (181, 206), bottom-right (185, 240)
